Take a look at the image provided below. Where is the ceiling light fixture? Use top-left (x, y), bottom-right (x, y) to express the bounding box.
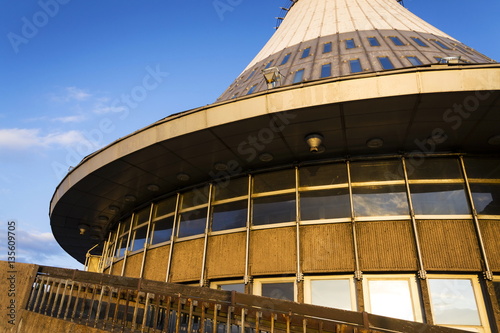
top-left (78, 224), bottom-right (90, 235)
top-left (98, 215), bottom-right (109, 222)
top-left (147, 184), bottom-right (160, 192)
top-left (177, 173), bottom-right (190, 181)
top-left (108, 205), bottom-right (120, 213)
top-left (366, 137), bottom-right (384, 149)
top-left (214, 162), bottom-right (228, 171)
top-left (124, 195), bottom-right (136, 202)
top-left (305, 133), bottom-right (324, 153)
top-left (258, 153), bottom-right (274, 162)
top-left (92, 225), bottom-right (103, 232)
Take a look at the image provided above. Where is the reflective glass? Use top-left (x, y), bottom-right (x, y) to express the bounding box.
top-left (368, 37), bottom-right (380, 46)
top-left (131, 226), bottom-right (148, 252)
top-left (470, 184), bottom-right (500, 215)
top-left (407, 158), bottom-right (463, 180)
top-left (254, 169), bottom-right (295, 193)
top-left (247, 69), bottom-right (256, 80)
top-left (218, 283), bottom-right (245, 293)
top-left (353, 185), bottom-right (409, 216)
top-left (280, 53), bottom-right (291, 65)
top-left (350, 160), bottom-right (403, 182)
top-left (464, 157), bottom-right (500, 179)
top-left (214, 177), bottom-right (248, 201)
top-left (411, 37), bottom-right (428, 47)
top-left (349, 59), bottom-right (362, 73)
top-left (320, 63), bottom-right (331, 78)
top-left (389, 36), bottom-right (404, 46)
top-left (300, 189), bottom-right (350, 220)
top-left (407, 56), bottom-right (423, 66)
top-left (293, 69), bottom-right (305, 83)
top-left (433, 40), bottom-right (451, 50)
top-left (367, 280), bottom-right (415, 321)
top-left (311, 279), bottom-right (353, 310)
top-left (261, 283), bottom-right (294, 301)
top-left (182, 187), bottom-right (209, 209)
top-left (253, 194), bottom-right (295, 225)
top-left (264, 60), bottom-right (273, 69)
top-left (134, 207), bottom-right (150, 226)
top-left (211, 200), bottom-right (247, 231)
top-left (120, 217), bottom-right (132, 235)
top-left (428, 279), bottom-right (481, 325)
top-left (116, 236), bottom-right (127, 257)
top-left (154, 197), bottom-right (176, 218)
top-left (178, 208), bottom-right (207, 238)
top-left (300, 163), bottom-right (347, 187)
top-left (151, 216), bottom-right (174, 245)
top-left (378, 56), bottom-right (395, 70)
top-left (410, 184), bottom-right (470, 215)
top-left (301, 47), bottom-right (311, 58)
top-left (323, 42), bottom-right (332, 53)
top-left (247, 85), bottom-right (257, 95)
top-left (345, 39), bottom-right (356, 49)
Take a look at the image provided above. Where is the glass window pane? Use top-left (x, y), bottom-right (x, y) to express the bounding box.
top-left (410, 184), bottom-right (471, 215)
top-left (116, 236), bottom-right (128, 257)
top-left (433, 40), bottom-right (451, 50)
top-left (281, 53), bottom-right (291, 65)
top-left (494, 281), bottom-right (500, 309)
top-left (218, 283), bottom-right (245, 293)
top-left (120, 217), bottom-right (132, 235)
top-left (323, 42), bottom-right (332, 53)
top-left (411, 37), bottom-right (428, 47)
top-left (300, 163), bottom-right (347, 187)
top-left (178, 208), bottom-right (207, 238)
top-left (264, 60), bottom-right (273, 69)
top-left (471, 184), bottom-right (500, 215)
top-left (378, 56), bottom-right (395, 70)
top-left (151, 216), bottom-right (174, 245)
top-left (464, 157), bottom-right (500, 179)
top-left (300, 189), bottom-right (350, 220)
top-left (349, 59), bottom-right (362, 73)
top-left (134, 207), bottom-right (151, 226)
top-left (428, 279), bottom-right (481, 325)
top-left (261, 283), bottom-right (294, 301)
top-left (301, 47), bottom-right (310, 58)
top-left (212, 200), bottom-right (247, 231)
top-left (345, 39), bottom-right (356, 49)
top-left (407, 56), bottom-right (423, 66)
top-left (247, 69), bottom-right (256, 80)
top-left (214, 177), bottom-right (248, 201)
top-left (407, 158), bottom-right (463, 180)
top-left (247, 85), bottom-right (257, 95)
top-left (311, 279), bottom-right (353, 310)
top-left (293, 69), bottom-right (305, 83)
top-left (353, 185), bottom-right (409, 216)
top-left (389, 36), bottom-right (404, 46)
top-left (254, 169), bottom-right (295, 193)
top-left (182, 187), bottom-right (209, 209)
top-left (154, 197), bottom-right (176, 218)
top-left (320, 63), bottom-right (331, 78)
top-left (368, 37), bottom-right (380, 46)
top-left (131, 226), bottom-right (148, 252)
top-left (368, 280), bottom-right (415, 321)
top-left (253, 194), bottom-right (295, 225)
top-left (350, 160), bottom-right (404, 182)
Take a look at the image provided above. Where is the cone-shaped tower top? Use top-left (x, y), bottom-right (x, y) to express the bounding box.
top-left (217, 0), bottom-right (495, 101)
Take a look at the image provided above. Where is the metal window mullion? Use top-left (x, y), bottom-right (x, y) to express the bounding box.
top-left (295, 166), bottom-right (303, 282)
top-left (244, 174), bottom-right (252, 285)
top-left (402, 157), bottom-right (427, 279)
top-left (140, 203), bottom-right (155, 279)
top-left (109, 227), bottom-right (120, 275)
top-left (121, 213), bottom-right (136, 277)
top-left (99, 234), bottom-right (111, 273)
top-left (459, 156), bottom-right (493, 280)
top-left (200, 184), bottom-right (214, 287)
top-left (347, 161), bottom-right (362, 280)
top-left (165, 193), bottom-right (181, 283)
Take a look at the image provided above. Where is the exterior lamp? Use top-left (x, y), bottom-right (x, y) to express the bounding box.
top-left (78, 224), bottom-right (90, 235)
top-left (262, 67), bottom-right (283, 89)
top-left (305, 133), bottom-right (324, 153)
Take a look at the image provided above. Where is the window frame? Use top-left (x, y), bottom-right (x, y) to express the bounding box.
top-left (280, 53), bottom-right (291, 65)
top-left (427, 275), bottom-right (490, 332)
top-left (292, 68), bottom-right (305, 83)
top-left (253, 277), bottom-right (297, 302)
top-left (411, 37), bottom-right (428, 47)
top-left (322, 42), bottom-right (332, 53)
top-left (367, 37), bottom-right (381, 47)
top-left (349, 59), bottom-right (362, 73)
top-left (300, 47), bottom-right (311, 59)
top-left (406, 56), bottom-right (423, 66)
top-left (378, 56), bottom-right (395, 70)
top-left (432, 39), bottom-right (451, 50)
top-left (363, 274), bottom-right (423, 323)
top-left (247, 84), bottom-right (257, 95)
top-left (388, 36), bottom-right (405, 46)
top-left (345, 38), bottom-right (356, 49)
top-left (304, 275), bottom-right (357, 311)
top-left (320, 63), bottom-right (332, 78)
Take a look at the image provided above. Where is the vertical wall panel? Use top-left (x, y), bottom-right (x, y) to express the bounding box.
top-left (110, 260), bottom-right (123, 276)
top-left (143, 245), bottom-right (170, 281)
top-left (301, 223), bottom-right (355, 273)
top-left (206, 232), bottom-right (246, 279)
top-left (478, 220), bottom-right (500, 271)
top-left (250, 227), bottom-right (296, 275)
top-left (357, 221), bottom-right (418, 271)
top-left (418, 220), bottom-right (482, 271)
top-left (170, 238), bottom-right (204, 283)
top-left (123, 252), bottom-right (142, 278)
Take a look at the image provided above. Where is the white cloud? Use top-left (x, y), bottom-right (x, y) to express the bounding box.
top-left (93, 102), bottom-right (127, 114)
top-left (51, 86), bottom-right (91, 103)
top-left (0, 128), bottom-right (89, 150)
top-left (52, 114), bottom-right (86, 123)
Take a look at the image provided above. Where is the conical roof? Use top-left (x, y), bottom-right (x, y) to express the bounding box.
top-left (217, 0), bottom-right (495, 102)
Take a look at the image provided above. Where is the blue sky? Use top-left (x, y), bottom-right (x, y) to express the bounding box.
top-left (0, 0), bottom-right (499, 269)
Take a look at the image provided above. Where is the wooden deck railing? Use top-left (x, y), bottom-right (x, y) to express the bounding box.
top-left (25, 265), bottom-right (468, 333)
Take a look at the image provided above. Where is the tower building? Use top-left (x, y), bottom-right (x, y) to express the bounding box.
top-left (47, 0), bottom-right (500, 331)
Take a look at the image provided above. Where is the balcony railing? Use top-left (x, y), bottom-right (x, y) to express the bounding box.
top-left (25, 265), bottom-right (468, 333)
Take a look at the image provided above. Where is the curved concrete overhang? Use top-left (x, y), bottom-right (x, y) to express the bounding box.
top-left (50, 64), bottom-right (500, 262)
